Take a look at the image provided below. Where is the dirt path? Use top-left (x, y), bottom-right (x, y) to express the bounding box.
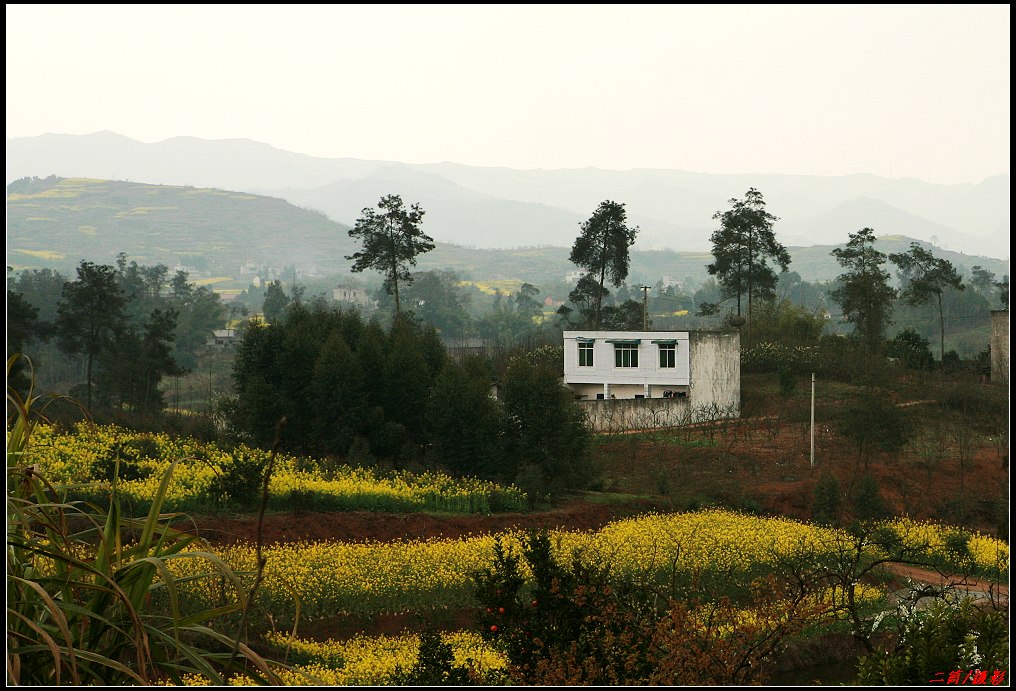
top-left (884, 563), bottom-right (1008, 604)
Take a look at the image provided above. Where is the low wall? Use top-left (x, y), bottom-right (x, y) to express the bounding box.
top-left (578, 397), bottom-right (738, 433)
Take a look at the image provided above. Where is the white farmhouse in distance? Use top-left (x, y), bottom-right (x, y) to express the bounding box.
top-left (563, 330), bottom-right (741, 431)
top-left (332, 286), bottom-right (375, 309)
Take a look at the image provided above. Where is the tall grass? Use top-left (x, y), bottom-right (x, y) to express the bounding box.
top-left (6, 355), bottom-right (282, 685)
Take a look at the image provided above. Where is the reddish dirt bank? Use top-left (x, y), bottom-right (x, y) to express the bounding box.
top-left (188, 497), bottom-right (660, 546)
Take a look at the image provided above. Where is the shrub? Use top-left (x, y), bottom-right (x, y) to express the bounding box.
top-left (852, 474), bottom-right (888, 522)
top-left (857, 598), bottom-right (1009, 685)
top-left (472, 530), bottom-right (825, 685)
top-left (886, 328), bottom-right (934, 371)
top-left (207, 449), bottom-right (266, 508)
top-left (813, 473), bottom-right (842, 526)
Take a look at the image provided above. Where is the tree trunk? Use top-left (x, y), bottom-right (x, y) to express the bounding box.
top-left (938, 292), bottom-right (945, 368)
top-left (85, 351), bottom-right (93, 412)
top-left (595, 262), bottom-right (606, 329)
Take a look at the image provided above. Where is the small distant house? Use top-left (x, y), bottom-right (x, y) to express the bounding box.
top-left (332, 286), bottom-right (375, 309)
top-left (442, 336), bottom-right (494, 360)
top-left (565, 269), bottom-right (586, 283)
top-left (563, 330), bottom-right (740, 431)
top-left (206, 328), bottom-right (239, 348)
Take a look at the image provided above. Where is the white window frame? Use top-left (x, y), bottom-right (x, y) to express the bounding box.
top-left (614, 343), bottom-right (639, 368)
top-left (578, 341), bottom-right (594, 367)
top-left (659, 343), bottom-right (676, 368)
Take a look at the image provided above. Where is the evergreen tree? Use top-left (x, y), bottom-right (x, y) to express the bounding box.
top-left (55, 262), bottom-right (127, 411)
top-left (500, 357), bottom-right (591, 498)
top-left (830, 228), bottom-right (897, 353)
top-left (889, 243), bottom-right (964, 365)
top-left (262, 280), bottom-right (291, 324)
top-left (427, 360), bottom-right (502, 479)
top-left (347, 194), bottom-right (434, 315)
top-left (812, 473), bottom-right (842, 526)
top-left (706, 188), bottom-right (790, 336)
top-left (568, 200), bottom-right (639, 329)
top-left (311, 331), bottom-right (364, 455)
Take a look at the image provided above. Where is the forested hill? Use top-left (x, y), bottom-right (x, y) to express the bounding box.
top-left (6, 176), bottom-right (356, 276)
top-left (7, 176), bottom-right (1008, 286)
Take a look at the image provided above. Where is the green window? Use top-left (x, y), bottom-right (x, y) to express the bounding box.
top-left (578, 342), bottom-right (594, 367)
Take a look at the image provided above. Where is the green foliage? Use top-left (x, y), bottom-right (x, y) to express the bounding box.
top-left (778, 368), bottom-right (796, 397)
top-left (886, 328), bottom-right (935, 371)
top-left (568, 200), bottom-right (639, 328)
top-left (426, 360), bottom-right (502, 479)
top-left (261, 280), bottom-right (290, 323)
top-left (393, 627), bottom-right (474, 686)
top-left (226, 303), bottom-right (588, 495)
top-left (6, 290), bottom-right (50, 395)
top-left (91, 437), bottom-right (158, 483)
top-left (16, 258), bottom-right (226, 416)
top-left (394, 269), bottom-right (474, 338)
top-left (813, 473), bottom-right (842, 526)
top-left (94, 307), bottom-right (183, 414)
top-left (839, 393), bottom-right (911, 463)
top-left (499, 357), bottom-right (592, 498)
top-left (831, 228), bottom-right (897, 352)
top-left (558, 272), bottom-right (611, 329)
top-left (749, 298), bottom-right (826, 347)
top-left (347, 194), bottom-right (434, 315)
top-left (852, 474), bottom-right (888, 522)
top-left (601, 298), bottom-right (647, 329)
top-left (207, 449), bottom-right (266, 509)
top-left (169, 270), bottom-right (226, 371)
top-left (479, 285), bottom-right (544, 348)
top-left (942, 349), bottom-right (963, 372)
top-left (856, 599), bottom-right (1009, 685)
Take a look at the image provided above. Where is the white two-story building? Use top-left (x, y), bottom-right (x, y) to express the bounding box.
top-left (563, 330), bottom-right (741, 430)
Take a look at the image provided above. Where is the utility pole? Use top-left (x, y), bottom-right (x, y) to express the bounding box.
top-left (640, 285), bottom-right (651, 329)
top-left (810, 372), bottom-right (816, 468)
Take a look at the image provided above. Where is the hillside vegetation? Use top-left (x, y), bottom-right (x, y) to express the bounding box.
top-left (6, 176), bottom-right (355, 276)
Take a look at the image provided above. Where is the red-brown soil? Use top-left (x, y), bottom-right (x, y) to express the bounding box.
top-left (189, 497), bottom-right (661, 547)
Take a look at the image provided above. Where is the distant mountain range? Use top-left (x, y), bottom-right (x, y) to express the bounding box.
top-left (6, 131), bottom-right (1010, 259)
top-left (7, 177), bottom-right (1008, 291)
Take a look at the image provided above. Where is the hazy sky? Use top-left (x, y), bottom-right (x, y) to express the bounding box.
top-left (6, 4), bottom-right (1010, 184)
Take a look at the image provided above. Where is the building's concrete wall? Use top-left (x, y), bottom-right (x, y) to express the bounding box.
top-left (991, 310), bottom-right (1009, 385)
top-left (688, 330), bottom-right (741, 416)
top-left (574, 330), bottom-right (740, 432)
